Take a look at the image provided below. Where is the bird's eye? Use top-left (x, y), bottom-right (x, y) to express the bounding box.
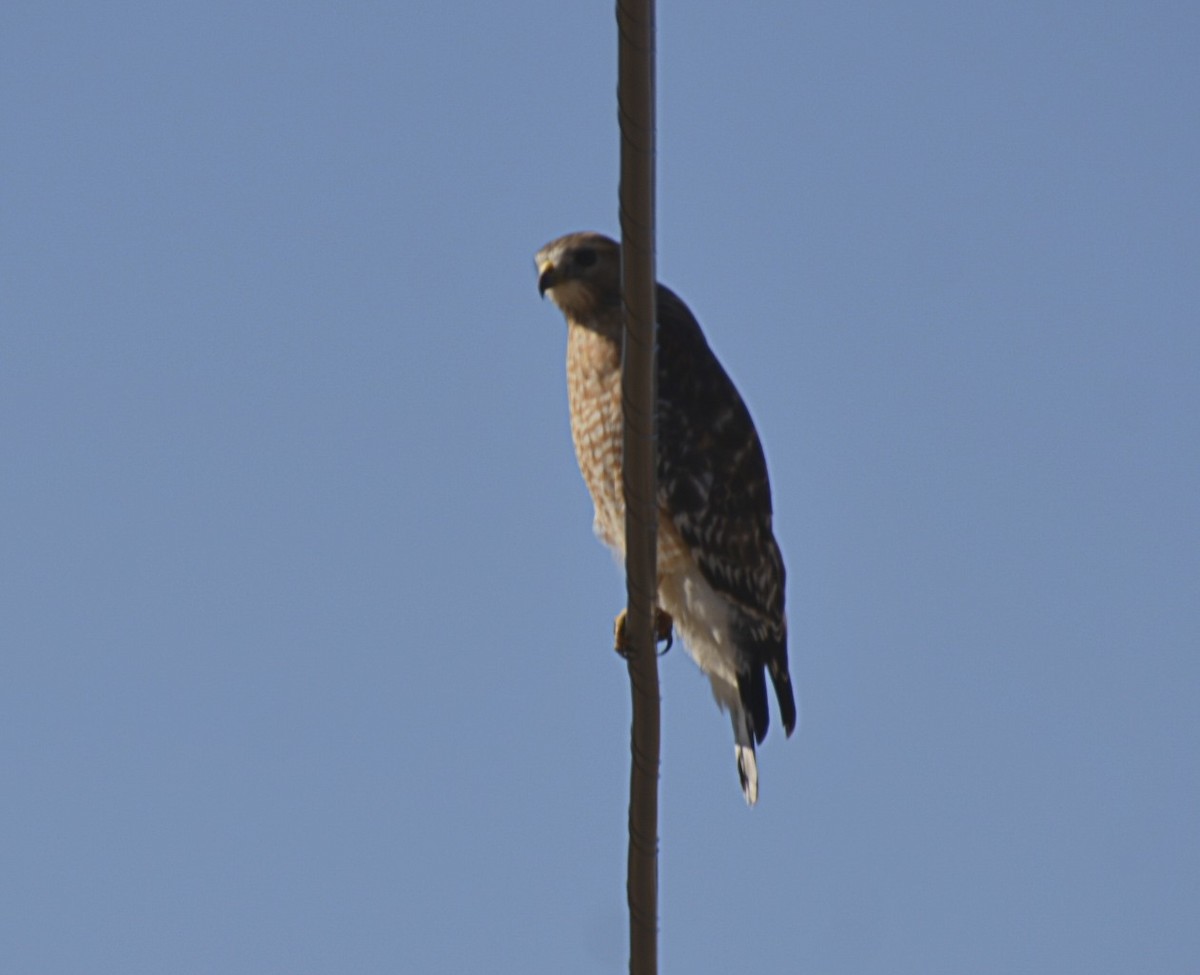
top-left (574, 248), bottom-right (598, 268)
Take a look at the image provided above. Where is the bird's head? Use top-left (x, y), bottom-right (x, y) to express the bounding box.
top-left (535, 231), bottom-right (622, 324)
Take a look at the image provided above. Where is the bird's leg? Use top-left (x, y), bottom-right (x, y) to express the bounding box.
top-left (613, 607), bottom-right (674, 658)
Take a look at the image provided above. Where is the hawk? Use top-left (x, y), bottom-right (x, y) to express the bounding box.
top-left (535, 231), bottom-right (795, 805)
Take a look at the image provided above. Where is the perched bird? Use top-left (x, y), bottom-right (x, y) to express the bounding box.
top-left (535, 231), bottom-right (795, 804)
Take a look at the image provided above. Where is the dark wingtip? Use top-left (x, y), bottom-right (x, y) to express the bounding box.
top-left (769, 662), bottom-right (798, 737)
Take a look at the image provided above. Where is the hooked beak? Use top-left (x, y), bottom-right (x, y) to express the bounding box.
top-left (537, 261), bottom-right (558, 297)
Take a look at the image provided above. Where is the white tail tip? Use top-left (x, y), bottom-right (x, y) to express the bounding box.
top-left (736, 744), bottom-right (759, 806)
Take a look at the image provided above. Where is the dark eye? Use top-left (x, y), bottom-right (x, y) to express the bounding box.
top-left (574, 247), bottom-right (598, 268)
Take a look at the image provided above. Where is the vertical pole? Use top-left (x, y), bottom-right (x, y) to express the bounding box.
top-left (616, 0), bottom-right (657, 972)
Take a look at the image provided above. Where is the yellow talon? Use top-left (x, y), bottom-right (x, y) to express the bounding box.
top-left (613, 607), bottom-right (674, 657)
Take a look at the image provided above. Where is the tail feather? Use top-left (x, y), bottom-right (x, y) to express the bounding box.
top-left (735, 745), bottom-right (758, 806)
top-left (738, 666), bottom-right (771, 744)
top-left (732, 708), bottom-right (759, 806)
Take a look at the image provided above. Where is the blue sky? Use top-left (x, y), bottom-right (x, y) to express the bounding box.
top-left (3, 2), bottom-right (1197, 972)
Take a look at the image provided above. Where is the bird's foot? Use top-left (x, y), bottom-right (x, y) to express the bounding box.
top-left (654, 608), bottom-right (674, 655)
top-left (613, 607), bottom-right (674, 658)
